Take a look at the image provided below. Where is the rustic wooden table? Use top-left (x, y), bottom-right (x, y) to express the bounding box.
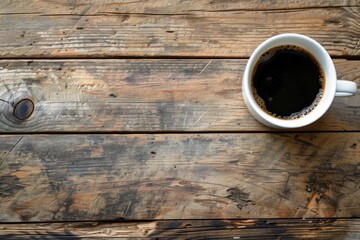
top-left (0, 0), bottom-right (359, 239)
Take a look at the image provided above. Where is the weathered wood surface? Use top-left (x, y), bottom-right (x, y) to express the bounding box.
top-left (0, 59), bottom-right (359, 132)
top-left (1, 0), bottom-right (360, 237)
top-left (0, 133), bottom-right (359, 222)
top-left (0, 1), bottom-right (359, 58)
top-left (2, 0), bottom-right (359, 14)
top-left (1, 219), bottom-right (360, 239)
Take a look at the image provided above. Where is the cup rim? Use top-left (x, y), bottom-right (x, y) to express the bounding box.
top-left (243, 33), bottom-right (336, 128)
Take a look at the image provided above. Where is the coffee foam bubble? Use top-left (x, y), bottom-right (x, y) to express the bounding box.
top-left (284, 89), bottom-right (323, 120)
top-left (252, 89), bottom-right (324, 120)
top-left (253, 92), bottom-right (267, 111)
top-left (260, 45), bottom-right (304, 62)
top-left (259, 49), bottom-right (276, 63)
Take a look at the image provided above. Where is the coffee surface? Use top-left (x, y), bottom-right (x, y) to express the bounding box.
top-left (252, 45), bottom-right (324, 119)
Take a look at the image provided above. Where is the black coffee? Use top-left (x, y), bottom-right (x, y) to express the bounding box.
top-left (252, 45), bottom-right (324, 119)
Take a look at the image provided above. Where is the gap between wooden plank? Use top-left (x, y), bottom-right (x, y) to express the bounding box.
top-left (0, 55), bottom-right (360, 60)
top-left (0, 217), bottom-right (359, 224)
top-left (0, 130), bottom-right (360, 136)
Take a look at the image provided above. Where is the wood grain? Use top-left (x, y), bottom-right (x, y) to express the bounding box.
top-left (1, 0), bottom-right (359, 236)
top-left (1, 219), bottom-right (359, 239)
top-left (0, 133), bottom-right (359, 221)
top-left (0, 1), bottom-right (359, 58)
top-left (0, 59), bottom-right (358, 132)
top-left (1, 0), bottom-right (359, 14)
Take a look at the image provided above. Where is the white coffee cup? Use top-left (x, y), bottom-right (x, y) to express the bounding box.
top-left (242, 33), bottom-right (357, 129)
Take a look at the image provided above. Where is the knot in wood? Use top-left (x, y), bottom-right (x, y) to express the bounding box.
top-left (13, 99), bottom-right (34, 120)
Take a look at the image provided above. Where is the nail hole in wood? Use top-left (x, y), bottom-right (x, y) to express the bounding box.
top-left (13, 99), bottom-right (34, 120)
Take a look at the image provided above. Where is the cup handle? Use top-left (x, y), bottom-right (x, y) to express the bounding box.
top-left (335, 80), bottom-right (357, 96)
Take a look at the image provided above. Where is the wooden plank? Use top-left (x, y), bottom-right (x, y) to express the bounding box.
top-left (1, 0), bottom-right (359, 15)
top-left (1, 219), bottom-right (360, 239)
top-left (0, 59), bottom-right (358, 132)
top-left (0, 2), bottom-right (359, 58)
top-left (0, 133), bottom-right (359, 221)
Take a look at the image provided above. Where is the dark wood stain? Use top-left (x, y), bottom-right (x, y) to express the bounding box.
top-left (323, 19), bottom-right (342, 25)
top-left (13, 99), bottom-right (34, 120)
top-left (227, 188), bottom-right (253, 210)
top-left (0, 175), bottom-right (24, 198)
